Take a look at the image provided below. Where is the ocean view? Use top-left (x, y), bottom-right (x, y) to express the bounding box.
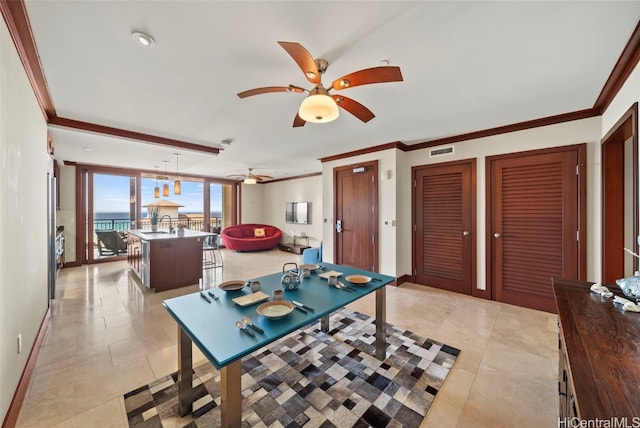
top-left (95, 211), bottom-right (222, 219)
top-left (94, 211), bottom-right (224, 232)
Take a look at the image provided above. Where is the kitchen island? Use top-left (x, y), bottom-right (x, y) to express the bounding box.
top-left (127, 229), bottom-right (213, 292)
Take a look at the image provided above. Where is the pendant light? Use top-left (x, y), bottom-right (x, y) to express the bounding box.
top-left (153, 166), bottom-right (160, 198)
top-left (174, 153), bottom-right (181, 195)
top-left (162, 160), bottom-right (169, 197)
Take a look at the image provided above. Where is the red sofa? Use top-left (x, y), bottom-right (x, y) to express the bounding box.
top-left (221, 224), bottom-right (282, 252)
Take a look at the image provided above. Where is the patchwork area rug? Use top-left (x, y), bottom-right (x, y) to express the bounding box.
top-left (124, 309), bottom-right (460, 427)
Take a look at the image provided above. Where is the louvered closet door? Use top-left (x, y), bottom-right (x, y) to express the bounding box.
top-left (415, 160), bottom-right (475, 294)
top-left (489, 149), bottom-right (579, 313)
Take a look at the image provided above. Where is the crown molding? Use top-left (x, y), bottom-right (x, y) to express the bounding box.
top-left (49, 117), bottom-right (220, 155)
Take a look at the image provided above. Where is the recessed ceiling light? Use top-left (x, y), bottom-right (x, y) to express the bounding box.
top-left (379, 59), bottom-right (390, 65)
top-left (221, 139), bottom-right (233, 146)
top-left (82, 147), bottom-right (92, 151)
top-left (131, 31), bottom-right (155, 47)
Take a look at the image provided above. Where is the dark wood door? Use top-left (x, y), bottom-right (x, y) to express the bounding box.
top-left (487, 145), bottom-right (586, 313)
top-left (414, 160), bottom-right (476, 294)
top-left (601, 103), bottom-right (638, 284)
top-left (334, 161), bottom-right (378, 271)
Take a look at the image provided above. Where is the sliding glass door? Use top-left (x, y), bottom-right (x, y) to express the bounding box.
top-left (91, 173), bottom-right (136, 262)
top-left (80, 165), bottom-right (238, 264)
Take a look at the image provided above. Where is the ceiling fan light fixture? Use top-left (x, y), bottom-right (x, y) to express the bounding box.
top-left (244, 177), bottom-right (257, 185)
top-left (298, 91), bottom-right (339, 123)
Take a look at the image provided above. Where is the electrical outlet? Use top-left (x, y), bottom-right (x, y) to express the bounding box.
top-left (17, 334), bottom-right (22, 354)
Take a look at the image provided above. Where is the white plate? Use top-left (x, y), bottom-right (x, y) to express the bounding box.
top-left (232, 291), bottom-right (269, 306)
top-left (257, 301), bottom-right (294, 319)
top-left (318, 270), bottom-right (343, 279)
top-left (219, 280), bottom-right (246, 291)
top-left (345, 274), bottom-right (372, 285)
top-left (299, 264), bottom-right (320, 271)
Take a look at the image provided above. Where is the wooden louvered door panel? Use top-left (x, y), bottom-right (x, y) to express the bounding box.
top-left (489, 149), bottom-right (579, 313)
top-left (414, 160), bottom-right (475, 294)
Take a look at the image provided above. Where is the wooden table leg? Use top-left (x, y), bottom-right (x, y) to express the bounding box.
top-left (177, 326), bottom-right (193, 416)
top-left (220, 359), bottom-right (242, 428)
top-left (375, 286), bottom-right (387, 360)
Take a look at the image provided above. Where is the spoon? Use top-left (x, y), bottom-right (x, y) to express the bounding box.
top-left (235, 321), bottom-right (255, 337)
top-left (242, 316), bottom-right (264, 334)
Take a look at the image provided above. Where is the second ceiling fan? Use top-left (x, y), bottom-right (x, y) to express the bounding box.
top-left (237, 41), bottom-right (403, 127)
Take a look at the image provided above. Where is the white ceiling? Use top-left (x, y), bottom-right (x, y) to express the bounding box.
top-left (22, 1), bottom-right (640, 181)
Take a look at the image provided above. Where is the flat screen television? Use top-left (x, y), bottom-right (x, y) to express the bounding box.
top-left (286, 202), bottom-right (309, 224)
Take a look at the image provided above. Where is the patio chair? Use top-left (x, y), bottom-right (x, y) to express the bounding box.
top-left (95, 229), bottom-right (128, 256)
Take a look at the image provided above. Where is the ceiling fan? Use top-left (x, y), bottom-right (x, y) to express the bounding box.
top-left (237, 41), bottom-right (403, 127)
top-left (227, 168), bottom-right (274, 184)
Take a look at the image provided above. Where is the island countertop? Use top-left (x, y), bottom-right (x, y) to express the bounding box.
top-left (127, 228), bottom-right (214, 240)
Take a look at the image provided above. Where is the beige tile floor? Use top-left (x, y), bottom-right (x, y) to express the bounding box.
top-left (15, 248), bottom-right (559, 427)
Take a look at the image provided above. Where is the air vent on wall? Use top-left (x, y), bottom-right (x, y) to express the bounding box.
top-left (429, 146), bottom-right (454, 157)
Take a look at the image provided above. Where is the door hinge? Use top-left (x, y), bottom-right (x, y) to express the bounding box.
top-left (576, 164), bottom-right (579, 176)
top-left (413, 179), bottom-right (416, 187)
top-left (414, 224), bottom-right (417, 232)
top-left (577, 230), bottom-right (579, 241)
top-left (372, 176), bottom-right (374, 183)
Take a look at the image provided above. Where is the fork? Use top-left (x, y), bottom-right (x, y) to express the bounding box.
top-left (334, 282), bottom-right (354, 292)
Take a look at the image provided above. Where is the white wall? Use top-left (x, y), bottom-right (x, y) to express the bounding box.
top-left (321, 116), bottom-right (603, 286)
top-left (0, 17), bottom-right (50, 421)
top-left (602, 61), bottom-right (640, 135)
top-left (261, 175), bottom-right (323, 247)
top-left (240, 182), bottom-right (265, 224)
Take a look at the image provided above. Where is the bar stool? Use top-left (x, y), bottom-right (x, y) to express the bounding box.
top-left (203, 234), bottom-right (223, 277)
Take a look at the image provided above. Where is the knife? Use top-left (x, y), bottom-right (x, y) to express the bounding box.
top-left (292, 300), bottom-right (314, 312)
top-left (294, 305), bottom-right (308, 314)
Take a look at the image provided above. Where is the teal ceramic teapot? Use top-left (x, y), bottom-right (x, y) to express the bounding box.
top-left (281, 262), bottom-right (303, 291)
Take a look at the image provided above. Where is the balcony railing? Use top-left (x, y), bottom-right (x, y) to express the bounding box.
top-left (93, 216), bottom-right (222, 234)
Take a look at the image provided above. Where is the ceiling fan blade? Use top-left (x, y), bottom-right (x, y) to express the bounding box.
top-left (331, 66), bottom-right (403, 91)
top-left (293, 113), bottom-right (306, 127)
top-left (255, 174), bottom-right (274, 180)
top-left (333, 95), bottom-right (375, 123)
top-left (237, 86), bottom-right (303, 98)
top-left (278, 41), bottom-right (321, 85)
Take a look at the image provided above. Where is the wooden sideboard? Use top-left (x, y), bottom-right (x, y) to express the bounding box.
top-left (553, 278), bottom-right (640, 422)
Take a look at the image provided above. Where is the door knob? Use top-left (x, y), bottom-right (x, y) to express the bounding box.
top-left (493, 233), bottom-right (501, 238)
top-left (463, 231), bottom-right (470, 236)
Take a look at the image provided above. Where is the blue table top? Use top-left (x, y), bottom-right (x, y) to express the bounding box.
top-left (162, 263), bottom-right (395, 369)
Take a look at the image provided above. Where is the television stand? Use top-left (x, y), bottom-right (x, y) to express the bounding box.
top-left (278, 236), bottom-right (310, 255)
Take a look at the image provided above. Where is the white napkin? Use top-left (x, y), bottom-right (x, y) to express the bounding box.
top-left (613, 295), bottom-right (640, 312)
top-left (590, 283), bottom-right (613, 298)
